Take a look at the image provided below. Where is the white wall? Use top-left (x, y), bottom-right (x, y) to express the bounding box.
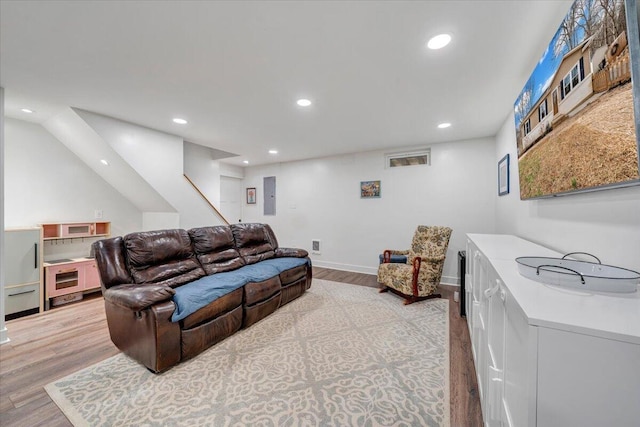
top-left (220, 163), bottom-right (244, 180)
top-left (183, 141), bottom-right (222, 207)
top-left (4, 118), bottom-right (143, 259)
top-left (495, 112), bottom-right (640, 271)
top-left (1, 87), bottom-right (8, 344)
top-left (44, 108), bottom-right (176, 215)
top-left (76, 110), bottom-right (225, 229)
top-left (242, 139), bottom-right (497, 282)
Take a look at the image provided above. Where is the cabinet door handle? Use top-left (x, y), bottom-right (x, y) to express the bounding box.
top-left (484, 283), bottom-right (500, 298)
top-left (9, 289), bottom-right (36, 297)
top-left (34, 243), bottom-right (38, 268)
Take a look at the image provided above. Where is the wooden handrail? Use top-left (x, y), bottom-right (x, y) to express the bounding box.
top-left (183, 174), bottom-right (230, 225)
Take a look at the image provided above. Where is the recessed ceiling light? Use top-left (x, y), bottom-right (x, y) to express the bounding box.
top-left (243, 160), bottom-right (249, 164)
top-left (296, 99), bottom-right (312, 107)
top-left (172, 118), bottom-right (188, 124)
top-left (100, 159), bottom-right (109, 166)
top-left (438, 122), bottom-right (452, 129)
top-left (268, 150), bottom-right (278, 154)
top-left (21, 108), bottom-right (34, 113)
top-left (427, 34), bottom-right (452, 50)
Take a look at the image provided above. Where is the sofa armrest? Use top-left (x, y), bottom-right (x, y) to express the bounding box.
top-left (104, 283), bottom-right (176, 311)
top-left (275, 247), bottom-right (309, 258)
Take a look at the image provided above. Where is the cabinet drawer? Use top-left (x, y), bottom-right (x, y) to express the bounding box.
top-left (5, 283), bottom-right (40, 315)
top-left (46, 265), bottom-right (85, 298)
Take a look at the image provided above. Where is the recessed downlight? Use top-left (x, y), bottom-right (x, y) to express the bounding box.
top-left (296, 99), bottom-right (312, 107)
top-left (172, 118), bottom-right (188, 124)
top-left (100, 159), bottom-right (109, 166)
top-left (243, 160), bottom-right (250, 164)
top-left (21, 108), bottom-right (34, 113)
top-left (427, 34), bottom-right (452, 50)
top-left (268, 150), bottom-right (278, 154)
top-left (438, 122), bottom-right (452, 129)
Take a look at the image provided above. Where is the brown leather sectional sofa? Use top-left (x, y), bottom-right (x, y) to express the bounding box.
top-left (92, 223), bottom-right (311, 373)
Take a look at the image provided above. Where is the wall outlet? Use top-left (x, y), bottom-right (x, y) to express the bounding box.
top-left (94, 209), bottom-right (103, 219)
top-left (312, 239), bottom-right (321, 254)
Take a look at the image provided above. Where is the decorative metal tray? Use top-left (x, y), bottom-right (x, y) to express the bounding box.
top-left (515, 252), bottom-right (639, 293)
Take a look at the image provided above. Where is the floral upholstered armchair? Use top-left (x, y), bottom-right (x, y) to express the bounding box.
top-left (377, 225), bottom-right (452, 305)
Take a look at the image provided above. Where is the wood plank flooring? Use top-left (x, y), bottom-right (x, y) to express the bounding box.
top-left (0, 267), bottom-right (482, 426)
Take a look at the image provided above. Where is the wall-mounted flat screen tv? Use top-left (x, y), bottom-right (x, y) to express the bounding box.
top-left (513, 0), bottom-right (640, 199)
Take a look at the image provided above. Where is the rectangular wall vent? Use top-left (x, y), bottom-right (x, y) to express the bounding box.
top-left (385, 148), bottom-right (431, 168)
top-left (312, 239), bottom-right (321, 254)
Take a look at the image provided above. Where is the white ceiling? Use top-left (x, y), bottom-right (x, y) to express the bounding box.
top-left (0, 0), bottom-right (572, 166)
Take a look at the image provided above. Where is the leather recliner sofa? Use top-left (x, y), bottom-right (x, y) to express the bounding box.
top-left (92, 223), bottom-right (311, 373)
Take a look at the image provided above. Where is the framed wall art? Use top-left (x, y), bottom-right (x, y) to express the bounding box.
top-left (360, 180), bottom-right (381, 198)
top-left (513, 0), bottom-right (640, 199)
top-left (498, 154), bottom-right (510, 196)
top-left (246, 187), bottom-right (256, 204)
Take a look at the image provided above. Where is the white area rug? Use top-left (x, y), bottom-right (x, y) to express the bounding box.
top-left (45, 279), bottom-right (450, 426)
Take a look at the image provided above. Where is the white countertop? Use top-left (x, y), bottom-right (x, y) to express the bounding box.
top-left (467, 234), bottom-right (640, 344)
top-left (43, 257), bottom-right (95, 267)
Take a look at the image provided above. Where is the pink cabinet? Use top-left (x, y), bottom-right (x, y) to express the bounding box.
top-left (46, 263), bottom-right (85, 298)
top-left (83, 260), bottom-right (101, 291)
top-left (45, 259), bottom-right (101, 299)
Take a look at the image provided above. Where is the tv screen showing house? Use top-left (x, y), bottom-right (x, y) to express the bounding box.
top-left (513, 0), bottom-right (640, 199)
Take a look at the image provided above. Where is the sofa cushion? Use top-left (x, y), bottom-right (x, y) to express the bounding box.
top-left (181, 287), bottom-right (243, 330)
top-left (92, 237), bottom-right (132, 289)
top-left (244, 276), bottom-right (281, 306)
top-left (171, 271), bottom-right (248, 322)
top-left (171, 257), bottom-right (309, 322)
top-left (124, 229), bottom-right (205, 288)
top-left (189, 226), bottom-right (245, 274)
top-left (231, 223), bottom-right (275, 264)
top-left (279, 265), bottom-right (307, 285)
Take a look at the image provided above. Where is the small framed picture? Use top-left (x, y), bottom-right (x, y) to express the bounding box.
top-left (360, 180), bottom-right (381, 198)
top-left (498, 154), bottom-right (510, 196)
top-left (246, 187), bottom-right (256, 204)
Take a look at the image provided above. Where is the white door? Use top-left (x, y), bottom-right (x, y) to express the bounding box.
top-left (220, 176), bottom-right (243, 224)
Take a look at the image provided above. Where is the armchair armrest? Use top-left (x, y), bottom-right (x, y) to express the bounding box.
top-left (104, 283), bottom-right (176, 311)
top-left (382, 249), bottom-right (409, 263)
top-left (415, 254), bottom-right (446, 264)
top-left (275, 247), bottom-right (309, 258)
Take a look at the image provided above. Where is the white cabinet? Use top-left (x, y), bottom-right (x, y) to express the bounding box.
top-left (466, 234), bottom-right (640, 427)
top-left (4, 228), bottom-right (43, 316)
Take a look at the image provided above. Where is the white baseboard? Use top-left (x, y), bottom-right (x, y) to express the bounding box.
top-left (312, 260), bottom-right (378, 275)
top-left (440, 275), bottom-right (460, 287)
top-left (0, 327), bottom-right (10, 345)
top-left (312, 261), bottom-right (461, 287)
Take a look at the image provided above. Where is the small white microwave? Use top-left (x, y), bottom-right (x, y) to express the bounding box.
top-left (59, 223), bottom-right (95, 238)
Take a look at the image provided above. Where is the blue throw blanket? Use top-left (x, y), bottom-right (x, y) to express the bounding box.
top-left (171, 257), bottom-right (309, 322)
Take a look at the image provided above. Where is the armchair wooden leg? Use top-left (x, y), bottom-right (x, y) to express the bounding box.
top-left (378, 286), bottom-right (389, 293)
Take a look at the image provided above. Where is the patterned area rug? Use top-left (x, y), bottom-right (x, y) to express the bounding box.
top-left (45, 279), bottom-right (450, 426)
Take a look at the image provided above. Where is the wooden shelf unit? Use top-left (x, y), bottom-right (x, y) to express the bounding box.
top-left (42, 221), bottom-right (111, 240)
top-left (40, 221), bottom-right (111, 309)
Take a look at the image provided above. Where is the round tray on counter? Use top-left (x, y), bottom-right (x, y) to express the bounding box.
top-left (515, 252), bottom-right (640, 293)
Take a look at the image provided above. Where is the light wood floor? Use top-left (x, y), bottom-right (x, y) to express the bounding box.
top-left (0, 267), bottom-right (483, 426)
